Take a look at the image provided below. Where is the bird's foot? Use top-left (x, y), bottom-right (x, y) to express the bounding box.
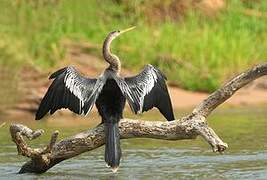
top-left (111, 166), bottom-right (119, 173)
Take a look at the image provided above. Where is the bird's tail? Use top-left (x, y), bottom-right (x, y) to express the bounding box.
top-left (104, 119), bottom-right (121, 172)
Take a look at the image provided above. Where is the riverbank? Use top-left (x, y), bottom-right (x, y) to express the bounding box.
top-left (2, 41), bottom-right (267, 122)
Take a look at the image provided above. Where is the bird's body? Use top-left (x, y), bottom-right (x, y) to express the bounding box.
top-left (96, 75), bottom-right (126, 169)
top-left (35, 27), bottom-right (175, 172)
top-left (96, 77), bottom-right (126, 120)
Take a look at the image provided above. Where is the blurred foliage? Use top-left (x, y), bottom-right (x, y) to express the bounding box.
top-left (0, 37), bottom-right (28, 111)
top-left (0, 0), bottom-right (267, 94)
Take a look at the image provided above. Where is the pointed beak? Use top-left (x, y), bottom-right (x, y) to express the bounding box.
top-left (0, 122), bottom-right (6, 128)
top-left (119, 26), bottom-right (136, 34)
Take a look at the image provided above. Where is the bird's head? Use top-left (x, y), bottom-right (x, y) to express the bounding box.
top-left (107, 26), bottom-right (136, 41)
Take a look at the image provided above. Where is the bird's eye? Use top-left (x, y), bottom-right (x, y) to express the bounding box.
top-left (117, 30), bottom-right (120, 33)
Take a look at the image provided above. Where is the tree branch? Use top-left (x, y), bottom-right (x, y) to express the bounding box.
top-left (9, 63), bottom-right (267, 173)
top-left (193, 63), bottom-right (267, 117)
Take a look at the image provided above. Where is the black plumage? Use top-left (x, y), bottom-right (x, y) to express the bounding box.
top-left (35, 66), bottom-right (104, 119)
top-left (35, 27), bottom-right (175, 172)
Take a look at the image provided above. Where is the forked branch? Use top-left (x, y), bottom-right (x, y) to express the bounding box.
top-left (9, 63), bottom-right (267, 173)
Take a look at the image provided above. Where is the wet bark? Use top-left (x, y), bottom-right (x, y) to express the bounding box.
top-left (9, 63), bottom-right (267, 173)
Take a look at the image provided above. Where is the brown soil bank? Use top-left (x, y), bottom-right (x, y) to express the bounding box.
top-left (169, 80), bottom-right (267, 109)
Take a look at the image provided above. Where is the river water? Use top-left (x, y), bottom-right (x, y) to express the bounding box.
top-left (0, 107), bottom-right (267, 179)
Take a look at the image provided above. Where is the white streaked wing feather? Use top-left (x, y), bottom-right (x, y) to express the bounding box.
top-left (64, 71), bottom-right (85, 113)
top-left (63, 67), bottom-right (105, 115)
top-left (117, 65), bottom-right (158, 113)
top-left (36, 66), bottom-right (106, 120)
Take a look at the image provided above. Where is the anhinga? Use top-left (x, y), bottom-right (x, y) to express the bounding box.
top-left (35, 27), bottom-right (175, 172)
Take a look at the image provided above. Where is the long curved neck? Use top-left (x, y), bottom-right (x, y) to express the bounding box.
top-left (103, 35), bottom-right (121, 73)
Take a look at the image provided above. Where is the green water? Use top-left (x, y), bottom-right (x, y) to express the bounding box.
top-left (0, 107), bottom-right (267, 179)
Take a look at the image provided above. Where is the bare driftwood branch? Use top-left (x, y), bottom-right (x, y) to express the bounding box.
top-left (193, 63), bottom-right (267, 117)
top-left (9, 63), bottom-right (267, 174)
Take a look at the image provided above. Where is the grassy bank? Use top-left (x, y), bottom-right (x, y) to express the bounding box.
top-left (0, 0), bottom-right (267, 92)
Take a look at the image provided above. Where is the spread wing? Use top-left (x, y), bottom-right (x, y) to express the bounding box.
top-left (116, 64), bottom-right (175, 121)
top-left (35, 66), bottom-right (105, 120)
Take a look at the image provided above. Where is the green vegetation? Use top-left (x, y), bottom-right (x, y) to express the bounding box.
top-left (0, 0), bottom-right (267, 92)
